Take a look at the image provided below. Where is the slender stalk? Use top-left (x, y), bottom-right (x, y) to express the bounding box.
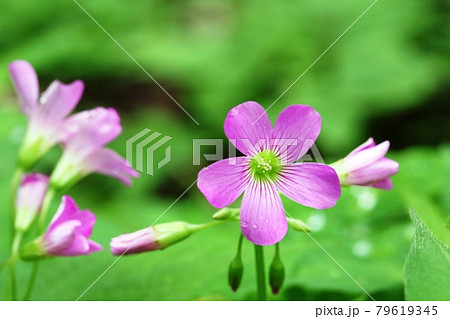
top-left (254, 244), bottom-right (267, 301)
top-left (9, 168), bottom-right (23, 242)
top-left (38, 187), bottom-right (55, 233)
top-left (23, 263), bottom-right (39, 301)
top-left (23, 187), bottom-right (56, 300)
top-left (7, 168), bottom-right (24, 301)
top-left (236, 234), bottom-right (244, 255)
top-left (7, 231), bottom-right (23, 301)
top-left (189, 220), bottom-right (225, 232)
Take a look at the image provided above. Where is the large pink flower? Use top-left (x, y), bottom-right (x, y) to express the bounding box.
top-left (333, 138), bottom-right (399, 189)
top-left (197, 102), bottom-right (341, 246)
top-left (42, 196), bottom-right (102, 256)
top-left (9, 60), bottom-right (84, 169)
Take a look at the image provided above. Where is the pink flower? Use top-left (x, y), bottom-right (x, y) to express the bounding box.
top-left (15, 173), bottom-right (49, 232)
top-left (110, 222), bottom-right (195, 255)
top-left (51, 107), bottom-right (139, 189)
top-left (42, 196), bottom-right (102, 256)
top-left (9, 60), bottom-right (84, 169)
top-left (197, 102), bottom-right (341, 246)
top-left (332, 138), bottom-right (399, 189)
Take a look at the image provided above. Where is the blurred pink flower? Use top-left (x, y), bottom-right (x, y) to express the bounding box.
top-left (51, 107), bottom-right (139, 189)
top-left (15, 173), bottom-right (49, 231)
top-left (9, 60), bottom-right (84, 169)
top-left (333, 138), bottom-right (399, 189)
top-left (42, 196), bottom-right (102, 256)
top-left (197, 101), bottom-right (341, 246)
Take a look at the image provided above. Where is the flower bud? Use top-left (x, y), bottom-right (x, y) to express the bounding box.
top-left (331, 138), bottom-right (398, 189)
top-left (15, 173), bottom-right (49, 232)
top-left (287, 218), bottom-right (312, 233)
top-left (110, 221), bottom-right (197, 255)
top-left (269, 245), bottom-right (285, 294)
top-left (228, 255), bottom-right (244, 292)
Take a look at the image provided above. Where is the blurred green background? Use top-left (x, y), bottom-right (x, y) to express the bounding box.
top-left (0, 0), bottom-right (449, 300)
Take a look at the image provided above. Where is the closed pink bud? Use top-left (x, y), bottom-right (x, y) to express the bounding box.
top-left (15, 173), bottom-right (49, 231)
top-left (333, 138), bottom-right (399, 189)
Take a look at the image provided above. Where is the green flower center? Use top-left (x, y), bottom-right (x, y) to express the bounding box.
top-left (249, 150), bottom-right (282, 182)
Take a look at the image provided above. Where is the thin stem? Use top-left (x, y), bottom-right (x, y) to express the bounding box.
top-left (254, 244), bottom-right (267, 301)
top-left (236, 234), bottom-right (244, 255)
top-left (9, 168), bottom-right (23, 243)
top-left (23, 263), bottom-right (39, 301)
top-left (188, 219), bottom-right (226, 232)
top-left (24, 187), bottom-right (56, 301)
top-left (38, 187), bottom-right (55, 233)
top-left (7, 231), bottom-right (23, 301)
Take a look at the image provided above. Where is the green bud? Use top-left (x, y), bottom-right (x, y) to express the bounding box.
top-left (287, 218), bottom-right (312, 233)
top-left (153, 221), bottom-right (196, 249)
top-left (228, 255), bottom-right (244, 292)
top-left (212, 207), bottom-right (240, 220)
top-left (269, 245), bottom-right (285, 294)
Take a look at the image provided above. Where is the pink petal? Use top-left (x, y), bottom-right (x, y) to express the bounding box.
top-left (47, 196), bottom-right (96, 237)
top-left (47, 196), bottom-right (79, 232)
top-left (240, 181), bottom-right (287, 246)
top-left (57, 235), bottom-right (102, 256)
top-left (38, 80), bottom-right (84, 122)
top-left (110, 229), bottom-right (157, 255)
top-left (55, 233), bottom-right (90, 256)
top-left (8, 60), bottom-right (39, 114)
top-left (346, 158), bottom-right (399, 186)
top-left (275, 163), bottom-right (341, 209)
top-left (271, 105), bottom-right (322, 163)
top-left (44, 220), bottom-right (80, 255)
top-left (344, 141), bottom-right (390, 171)
top-left (347, 137), bottom-right (375, 157)
top-left (224, 101), bottom-right (272, 156)
top-left (63, 107), bottom-right (122, 158)
top-left (83, 148), bottom-right (140, 186)
top-left (371, 178), bottom-right (393, 190)
top-left (197, 157), bottom-right (250, 208)
top-left (88, 240), bottom-right (103, 253)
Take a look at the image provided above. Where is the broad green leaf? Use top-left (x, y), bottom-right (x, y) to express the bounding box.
top-left (404, 209), bottom-right (450, 301)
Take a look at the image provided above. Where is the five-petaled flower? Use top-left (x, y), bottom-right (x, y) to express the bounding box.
top-left (41, 196), bottom-right (102, 256)
top-left (331, 138), bottom-right (399, 189)
top-left (197, 101), bottom-right (341, 246)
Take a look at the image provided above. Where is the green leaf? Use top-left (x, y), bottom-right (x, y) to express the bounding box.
top-left (404, 209), bottom-right (450, 301)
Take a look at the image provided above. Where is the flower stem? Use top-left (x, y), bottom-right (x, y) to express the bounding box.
top-left (7, 168), bottom-right (23, 301)
top-left (254, 244), bottom-right (267, 301)
top-left (7, 231), bottom-right (23, 301)
top-left (23, 187), bottom-right (56, 300)
top-left (23, 263), bottom-right (39, 301)
top-left (38, 187), bottom-right (56, 233)
top-left (9, 168), bottom-right (23, 242)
